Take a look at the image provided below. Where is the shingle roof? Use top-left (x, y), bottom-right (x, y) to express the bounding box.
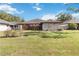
top-left (9, 22), bottom-right (18, 25)
top-left (16, 19), bottom-right (62, 24)
top-left (0, 19), bottom-right (18, 25)
top-left (0, 19), bottom-right (11, 25)
top-left (16, 19), bottom-right (44, 24)
top-left (42, 19), bottom-right (62, 23)
top-left (26, 19), bottom-right (44, 23)
top-left (26, 19), bottom-right (61, 23)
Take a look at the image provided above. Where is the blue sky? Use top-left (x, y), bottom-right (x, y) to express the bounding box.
top-left (0, 3), bottom-right (79, 20)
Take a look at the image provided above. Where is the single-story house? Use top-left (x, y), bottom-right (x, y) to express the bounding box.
top-left (0, 19), bottom-right (11, 31)
top-left (17, 19), bottom-right (65, 31)
top-left (18, 19), bottom-right (79, 31)
top-left (0, 19), bottom-right (20, 31)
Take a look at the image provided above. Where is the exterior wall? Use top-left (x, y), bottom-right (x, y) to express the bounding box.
top-left (18, 23), bottom-right (42, 30)
top-left (42, 23), bottom-right (63, 31)
top-left (27, 23), bottom-right (42, 30)
top-left (0, 24), bottom-right (11, 31)
top-left (18, 25), bottom-right (23, 30)
top-left (17, 23), bottom-right (68, 31)
top-left (62, 24), bottom-right (68, 30)
top-left (22, 24), bottom-right (29, 30)
top-left (10, 25), bottom-right (20, 30)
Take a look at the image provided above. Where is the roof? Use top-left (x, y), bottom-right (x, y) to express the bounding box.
top-left (0, 19), bottom-right (11, 25)
top-left (17, 19), bottom-right (44, 24)
top-left (64, 18), bottom-right (79, 23)
top-left (26, 19), bottom-right (44, 23)
top-left (17, 19), bottom-right (62, 24)
top-left (26, 19), bottom-right (62, 23)
top-left (42, 19), bottom-right (62, 23)
top-left (0, 19), bottom-right (19, 25)
top-left (9, 22), bottom-right (18, 25)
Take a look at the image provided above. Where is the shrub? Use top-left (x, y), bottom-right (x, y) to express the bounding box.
top-left (4, 30), bottom-right (20, 37)
top-left (68, 23), bottom-right (78, 30)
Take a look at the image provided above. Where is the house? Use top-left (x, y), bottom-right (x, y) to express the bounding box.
top-left (0, 19), bottom-right (20, 31)
top-left (17, 19), bottom-right (64, 31)
top-left (0, 19), bottom-right (12, 31)
top-left (18, 19), bottom-right (79, 31)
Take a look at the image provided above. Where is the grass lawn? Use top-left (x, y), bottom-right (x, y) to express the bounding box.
top-left (0, 30), bottom-right (79, 56)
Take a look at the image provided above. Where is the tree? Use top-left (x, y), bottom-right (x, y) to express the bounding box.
top-left (19, 17), bottom-right (25, 22)
top-left (65, 3), bottom-right (79, 13)
top-left (57, 13), bottom-right (72, 21)
top-left (67, 7), bottom-right (79, 13)
top-left (0, 12), bottom-right (24, 22)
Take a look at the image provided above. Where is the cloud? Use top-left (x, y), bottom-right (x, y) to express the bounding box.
top-left (36, 3), bottom-right (40, 6)
top-left (41, 10), bottom-right (66, 20)
top-left (0, 4), bottom-right (24, 14)
top-left (72, 13), bottom-right (79, 18)
top-left (41, 14), bottom-right (57, 20)
top-left (63, 3), bottom-right (69, 5)
top-left (33, 6), bottom-right (42, 11)
top-left (33, 3), bottom-right (42, 11)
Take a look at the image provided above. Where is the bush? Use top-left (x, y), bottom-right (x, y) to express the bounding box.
top-left (4, 30), bottom-right (20, 37)
top-left (68, 23), bottom-right (78, 30)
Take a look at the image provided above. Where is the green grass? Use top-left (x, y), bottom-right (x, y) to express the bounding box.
top-left (0, 30), bottom-right (79, 56)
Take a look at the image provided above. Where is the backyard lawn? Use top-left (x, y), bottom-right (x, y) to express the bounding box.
top-left (0, 30), bottom-right (79, 56)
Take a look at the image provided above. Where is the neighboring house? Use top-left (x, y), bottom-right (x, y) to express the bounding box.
top-left (0, 19), bottom-right (11, 31)
top-left (0, 19), bottom-right (19, 31)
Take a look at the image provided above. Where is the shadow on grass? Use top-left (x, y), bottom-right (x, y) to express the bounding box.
top-left (39, 33), bottom-right (68, 39)
top-left (53, 31), bottom-right (70, 34)
top-left (23, 31), bottom-right (41, 36)
top-left (0, 36), bottom-right (19, 38)
top-left (23, 31), bottom-right (69, 39)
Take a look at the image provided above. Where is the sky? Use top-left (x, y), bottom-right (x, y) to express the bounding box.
top-left (0, 3), bottom-right (79, 21)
